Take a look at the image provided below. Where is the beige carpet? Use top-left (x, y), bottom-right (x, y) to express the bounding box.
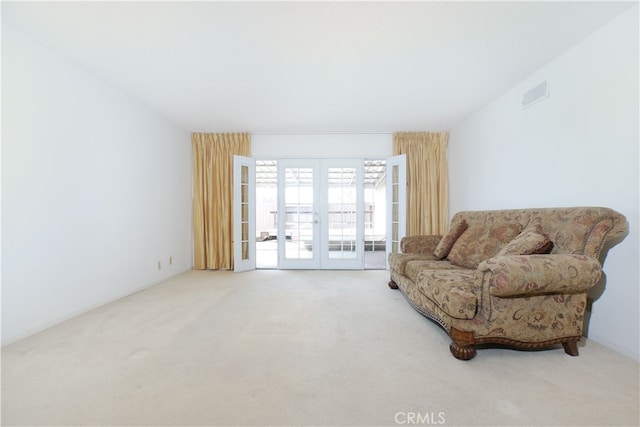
top-left (2, 269), bottom-right (638, 426)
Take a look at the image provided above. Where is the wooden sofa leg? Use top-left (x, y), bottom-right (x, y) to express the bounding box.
top-left (449, 327), bottom-right (477, 360)
top-left (388, 280), bottom-right (399, 289)
top-left (562, 340), bottom-right (579, 357)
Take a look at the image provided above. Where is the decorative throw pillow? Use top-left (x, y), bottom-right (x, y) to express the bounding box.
top-left (497, 229), bottom-right (554, 256)
top-left (433, 219), bottom-right (468, 259)
top-left (448, 223), bottom-right (522, 269)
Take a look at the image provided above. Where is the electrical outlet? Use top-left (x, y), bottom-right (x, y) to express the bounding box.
top-left (169, 256), bottom-right (173, 265)
top-left (157, 261), bottom-right (162, 270)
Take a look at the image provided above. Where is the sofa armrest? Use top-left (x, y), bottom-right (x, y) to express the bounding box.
top-left (401, 235), bottom-right (442, 254)
top-left (478, 254), bottom-right (602, 297)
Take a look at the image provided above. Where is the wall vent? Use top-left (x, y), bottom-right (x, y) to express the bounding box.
top-left (522, 81), bottom-right (549, 109)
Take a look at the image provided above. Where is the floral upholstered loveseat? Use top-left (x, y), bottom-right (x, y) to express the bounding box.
top-left (388, 207), bottom-right (628, 360)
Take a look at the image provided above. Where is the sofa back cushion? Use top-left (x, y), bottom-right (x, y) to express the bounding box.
top-left (448, 207), bottom-right (627, 258)
top-left (447, 223), bottom-right (522, 269)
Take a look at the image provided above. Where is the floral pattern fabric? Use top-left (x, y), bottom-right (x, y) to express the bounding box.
top-left (400, 235), bottom-right (443, 255)
top-left (416, 268), bottom-right (477, 319)
top-left (388, 207), bottom-right (628, 348)
top-left (496, 229), bottom-right (553, 256)
top-left (404, 260), bottom-right (464, 283)
top-left (433, 219), bottom-right (468, 259)
top-left (388, 253), bottom-right (438, 276)
top-left (480, 254), bottom-right (602, 297)
top-left (447, 223), bottom-right (522, 269)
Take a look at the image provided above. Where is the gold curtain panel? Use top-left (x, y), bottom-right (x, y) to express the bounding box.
top-left (192, 133), bottom-right (251, 270)
top-left (393, 132), bottom-right (449, 236)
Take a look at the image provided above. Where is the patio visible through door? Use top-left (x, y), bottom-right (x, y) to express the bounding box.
top-left (277, 159), bottom-right (364, 270)
top-left (236, 156), bottom-right (406, 271)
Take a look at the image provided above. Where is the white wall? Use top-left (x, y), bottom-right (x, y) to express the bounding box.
top-left (449, 6), bottom-right (639, 360)
top-left (1, 25), bottom-right (193, 345)
top-left (252, 133), bottom-right (393, 159)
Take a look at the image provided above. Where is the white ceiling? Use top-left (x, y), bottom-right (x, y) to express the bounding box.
top-left (2, 1), bottom-right (635, 133)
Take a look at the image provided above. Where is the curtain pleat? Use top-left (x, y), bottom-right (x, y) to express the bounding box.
top-left (192, 133), bottom-right (251, 270)
top-left (393, 132), bottom-right (449, 236)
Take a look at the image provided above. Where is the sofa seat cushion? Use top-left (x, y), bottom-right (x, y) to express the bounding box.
top-left (388, 253), bottom-right (438, 275)
top-left (416, 269), bottom-right (478, 319)
top-left (448, 223), bottom-right (522, 269)
top-left (404, 260), bottom-right (466, 283)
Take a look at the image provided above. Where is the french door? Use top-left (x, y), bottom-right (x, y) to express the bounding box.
top-left (234, 155), bottom-right (406, 271)
top-left (277, 159), bottom-right (364, 269)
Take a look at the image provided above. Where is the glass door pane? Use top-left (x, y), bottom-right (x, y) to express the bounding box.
top-left (278, 160), bottom-right (319, 269)
top-left (320, 159), bottom-right (364, 269)
top-left (327, 167), bottom-right (357, 259)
